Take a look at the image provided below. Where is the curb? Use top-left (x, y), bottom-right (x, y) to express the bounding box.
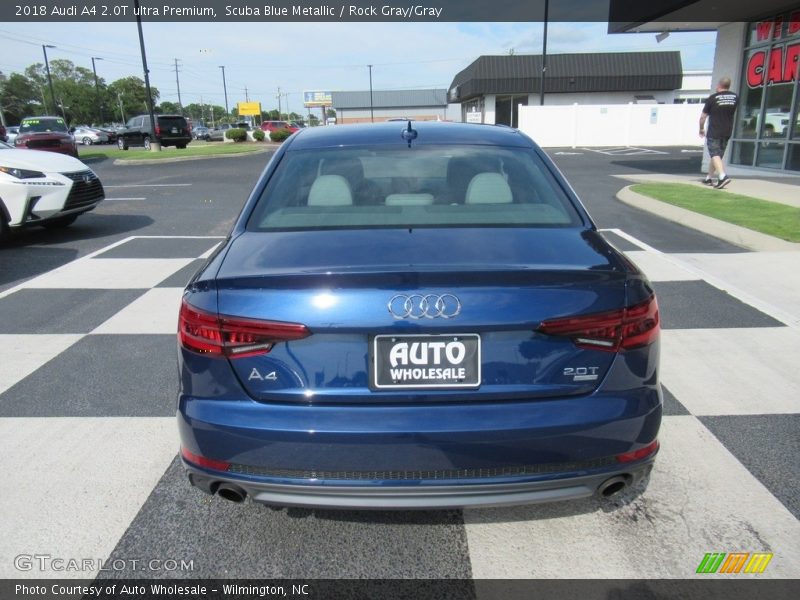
top-left (109, 145), bottom-right (275, 166)
top-left (616, 185), bottom-right (800, 252)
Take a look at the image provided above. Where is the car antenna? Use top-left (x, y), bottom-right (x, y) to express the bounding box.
top-left (400, 120), bottom-right (418, 148)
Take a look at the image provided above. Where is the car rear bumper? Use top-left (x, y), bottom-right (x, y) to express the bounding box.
top-left (177, 385), bottom-right (662, 509)
top-left (183, 459), bottom-right (655, 509)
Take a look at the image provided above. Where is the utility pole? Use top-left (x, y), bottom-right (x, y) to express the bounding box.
top-left (540, 0), bottom-right (549, 106)
top-left (276, 86), bottom-right (282, 120)
top-left (42, 44), bottom-right (56, 115)
top-left (134, 0), bottom-right (159, 150)
top-left (368, 64), bottom-right (374, 122)
top-left (173, 58), bottom-right (183, 115)
top-left (244, 86), bottom-right (249, 102)
top-left (117, 91), bottom-right (125, 123)
top-left (91, 56), bottom-right (104, 124)
top-left (219, 66), bottom-right (229, 115)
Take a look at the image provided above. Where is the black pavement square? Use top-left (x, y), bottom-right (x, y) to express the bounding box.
top-left (661, 385), bottom-right (690, 416)
top-left (99, 457), bottom-right (473, 580)
top-left (0, 334), bottom-right (177, 417)
top-left (0, 288), bottom-right (146, 334)
top-left (700, 414), bottom-right (800, 520)
top-left (94, 237), bottom-right (221, 259)
top-left (155, 259), bottom-right (206, 288)
top-left (601, 231), bottom-right (643, 252)
top-left (653, 280), bottom-right (784, 329)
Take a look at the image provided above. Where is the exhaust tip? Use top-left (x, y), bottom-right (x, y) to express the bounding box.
top-left (598, 476), bottom-right (629, 498)
top-left (216, 484), bottom-right (247, 503)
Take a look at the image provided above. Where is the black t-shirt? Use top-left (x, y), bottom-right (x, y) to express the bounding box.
top-left (703, 91), bottom-right (739, 139)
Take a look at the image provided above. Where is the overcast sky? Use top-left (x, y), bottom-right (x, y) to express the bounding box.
top-left (0, 21), bottom-right (716, 111)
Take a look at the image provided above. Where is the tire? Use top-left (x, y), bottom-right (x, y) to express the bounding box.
top-left (41, 214), bottom-right (78, 229)
top-left (0, 211), bottom-right (9, 244)
top-left (143, 136), bottom-right (151, 151)
top-left (82, 137), bottom-right (93, 145)
top-left (177, 144), bottom-right (187, 149)
top-left (117, 137), bottom-right (128, 151)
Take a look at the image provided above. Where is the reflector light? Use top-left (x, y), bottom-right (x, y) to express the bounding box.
top-left (178, 299), bottom-right (310, 359)
top-left (616, 440), bottom-right (659, 463)
top-left (181, 447), bottom-right (230, 471)
top-left (537, 295), bottom-right (659, 352)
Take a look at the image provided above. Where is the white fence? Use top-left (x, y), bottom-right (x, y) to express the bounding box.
top-left (517, 103), bottom-right (705, 148)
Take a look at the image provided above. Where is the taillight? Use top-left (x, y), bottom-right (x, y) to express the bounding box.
top-left (154, 124), bottom-right (161, 136)
top-left (178, 299), bottom-right (310, 359)
top-left (181, 447), bottom-right (230, 471)
top-left (537, 295), bottom-right (659, 352)
top-left (616, 440), bottom-right (659, 463)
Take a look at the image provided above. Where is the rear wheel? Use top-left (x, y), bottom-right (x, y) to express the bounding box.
top-left (41, 214), bottom-right (78, 229)
top-left (177, 143), bottom-right (187, 149)
top-left (117, 137), bottom-right (128, 151)
top-left (82, 137), bottom-right (93, 145)
top-left (143, 136), bottom-right (151, 151)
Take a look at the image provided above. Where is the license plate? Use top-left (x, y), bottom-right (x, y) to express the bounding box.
top-left (171, 127), bottom-right (178, 133)
top-left (371, 334), bottom-right (481, 390)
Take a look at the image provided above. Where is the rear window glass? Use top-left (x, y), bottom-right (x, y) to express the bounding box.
top-left (157, 116), bottom-right (187, 127)
top-left (19, 118), bottom-right (68, 133)
top-left (247, 145), bottom-right (581, 231)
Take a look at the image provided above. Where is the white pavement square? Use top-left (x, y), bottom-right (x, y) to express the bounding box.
top-left (22, 258), bottom-right (194, 290)
top-left (661, 327), bottom-right (800, 416)
top-left (0, 334), bottom-right (83, 395)
top-left (464, 416), bottom-right (800, 579)
top-left (91, 288), bottom-right (185, 335)
top-left (625, 251), bottom-right (702, 282)
top-left (0, 417), bottom-right (177, 579)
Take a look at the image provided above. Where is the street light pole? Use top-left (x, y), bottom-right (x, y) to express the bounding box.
top-left (91, 56), bottom-right (104, 124)
top-left (540, 0), bottom-right (549, 106)
top-left (219, 66), bottom-right (229, 116)
top-left (42, 45), bottom-right (56, 115)
top-left (368, 64), bottom-right (374, 122)
top-left (134, 0), bottom-right (159, 151)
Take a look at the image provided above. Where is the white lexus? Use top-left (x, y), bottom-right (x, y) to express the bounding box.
top-left (0, 141), bottom-right (104, 241)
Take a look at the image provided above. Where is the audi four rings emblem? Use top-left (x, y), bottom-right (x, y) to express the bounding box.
top-left (388, 294), bottom-right (462, 319)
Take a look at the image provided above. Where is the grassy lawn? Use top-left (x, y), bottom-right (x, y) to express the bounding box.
top-left (631, 183), bottom-right (800, 243)
top-left (79, 141), bottom-right (268, 161)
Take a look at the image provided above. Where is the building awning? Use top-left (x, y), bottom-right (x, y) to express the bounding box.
top-left (448, 51), bottom-right (682, 102)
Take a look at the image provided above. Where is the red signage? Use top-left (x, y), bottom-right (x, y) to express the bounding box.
top-left (747, 11), bottom-right (800, 88)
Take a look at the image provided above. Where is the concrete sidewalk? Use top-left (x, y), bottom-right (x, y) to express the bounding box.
top-left (612, 173), bottom-right (800, 326)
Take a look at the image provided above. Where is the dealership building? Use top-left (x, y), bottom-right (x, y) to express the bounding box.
top-left (612, 0), bottom-right (800, 172)
top-left (329, 89), bottom-right (459, 124)
top-left (448, 51), bottom-right (688, 127)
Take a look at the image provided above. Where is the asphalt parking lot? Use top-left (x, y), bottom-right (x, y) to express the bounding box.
top-left (1, 145), bottom-right (798, 581)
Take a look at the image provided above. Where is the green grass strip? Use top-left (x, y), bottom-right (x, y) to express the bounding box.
top-left (631, 183), bottom-right (800, 242)
top-left (79, 142), bottom-right (267, 161)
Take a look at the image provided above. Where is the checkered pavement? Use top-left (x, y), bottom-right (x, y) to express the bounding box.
top-left (1, 233), bottom-right (798, 580)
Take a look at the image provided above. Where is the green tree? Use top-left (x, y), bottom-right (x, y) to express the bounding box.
top-left (22, 60), bottom-right (105, 124)
top-left (0, 71), bottom-right (41, 124)
top-left (157, 101), bottom-right (181, 114)
top-left (107, 76), bottom-right (159, 124)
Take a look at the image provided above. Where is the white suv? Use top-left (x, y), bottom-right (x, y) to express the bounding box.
top-left (0, 141), bottom-right (105, 241)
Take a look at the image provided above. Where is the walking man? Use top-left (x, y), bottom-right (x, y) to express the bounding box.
top-left (699, 76), bottom-right (739, 189)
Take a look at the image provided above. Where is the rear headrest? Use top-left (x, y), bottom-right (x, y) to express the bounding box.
top-left (308, 175), bottom-right (353, 206)
top-left (465, 173), bottom-right (513, 204)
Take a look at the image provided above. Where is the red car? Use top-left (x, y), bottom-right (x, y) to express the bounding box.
top-left (14, 116), bottom-right (78, 158)
top-left (260, 120), bottom-right (298, 134)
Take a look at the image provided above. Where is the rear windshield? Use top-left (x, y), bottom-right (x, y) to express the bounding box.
top-left (156, 116), bottom-right (187, 128)
top-left (19, 117), bottom-right (68, 134)
top-left (247, 145), bottom-right (582, 231)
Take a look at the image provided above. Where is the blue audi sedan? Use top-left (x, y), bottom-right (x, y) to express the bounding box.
top-left (177, 121), bottom-right (661, 509)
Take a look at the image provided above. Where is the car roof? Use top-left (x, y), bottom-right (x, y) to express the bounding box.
top-left (287, 121), bottom-right (534, 150)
